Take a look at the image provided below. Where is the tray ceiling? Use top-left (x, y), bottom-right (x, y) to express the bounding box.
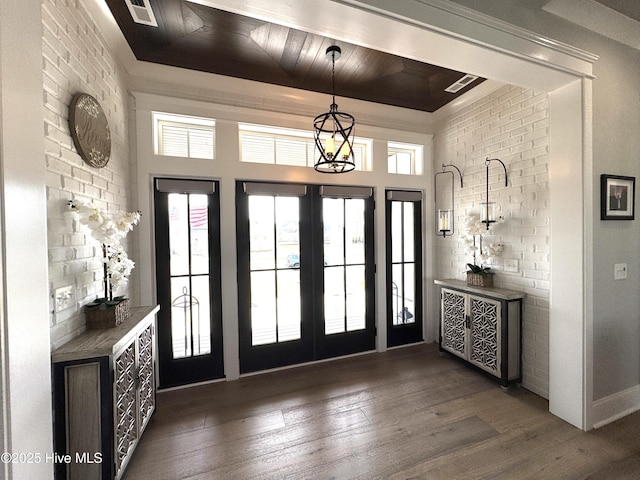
top-left (106, 0), bottom-right (486, 112)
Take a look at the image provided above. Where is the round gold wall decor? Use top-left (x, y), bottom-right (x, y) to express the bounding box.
top-left (69, 93), bottom-right (111, 168)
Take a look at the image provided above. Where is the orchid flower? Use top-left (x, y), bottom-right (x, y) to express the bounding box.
top-left (68, 200), bottom-right (141, 301)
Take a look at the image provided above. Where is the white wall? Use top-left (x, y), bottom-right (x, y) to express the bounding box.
top-left (434, 85), bottom-right (551, 397)
top-left (0, 0), bottom-right (53, 478)
top-left (43, 0), bottom-right (134, 349)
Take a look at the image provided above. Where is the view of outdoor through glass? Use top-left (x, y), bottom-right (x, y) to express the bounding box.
top-left (323, 197), bottom-right (366, 334)
top-left (249, 195), bottom-right (301, 346)
top-left (168, 193), bottom-right (212, 358)
top-left (391, 201), bottom-right (415, 325)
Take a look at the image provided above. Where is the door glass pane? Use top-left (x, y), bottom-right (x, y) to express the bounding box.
top-left (402, 264), bottom-right (415, 324)
top-left (323, 197), bottom-right (367, 335)
top-left (191, 276), bottom-right (212, 354)
top-left (277, 269), bottom-right (301, 341)
top-left (169, 194), bottom-right (189, 276)
top-left (249, 196), bottom-right (275, 270)
top-left (249, 194), bottom-right (302, 346)
top-left (168, 192), bottom-right (213, 360)
top-left (190, 195), bottom-right (209, 275)
top-left (251, 270), bottom-right (276, 345)
top-left (346, 265), bottom-right (365, 331)
top-left (392, 264), bottom-right (403, 326)
top-left (170, 277), bottom-right (191, 358)
top-left (389, 199), bottom-right (419, 329)
top-left (391, 202), bottom-right (402, 263)
top-left (345, 199), bottom-right (365, 264)
top-left (323, 198), bottom-right (344, 266)
top-left (403, 202), bottom-right (414, 262)
top-left (275, 197), bottom-right (299, 269)
top-left (325, 266), bottom-right (345, 334)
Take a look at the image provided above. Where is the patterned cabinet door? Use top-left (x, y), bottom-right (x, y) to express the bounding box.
top-left (468, 295), bottom-right (501, 375)
top-left (137, 323), bottom-right (155, 430)
top-left (114, 342), bottom-right (137, 478)
top-left (441, 288), bottom-right (467, 358)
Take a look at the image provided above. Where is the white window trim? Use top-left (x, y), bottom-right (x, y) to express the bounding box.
top-left (153, 112), bottom-right (216, 159)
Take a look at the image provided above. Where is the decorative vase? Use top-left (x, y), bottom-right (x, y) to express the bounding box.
top-left (85, 298), bottom-right (130, 329)
top-left (466, 272), bottom-right (493, 288)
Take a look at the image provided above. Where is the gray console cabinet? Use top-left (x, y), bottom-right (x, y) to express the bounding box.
top-left (435, 279), bottom-right (524, 387)
top-left (52, 305), bottom-right (159, 480)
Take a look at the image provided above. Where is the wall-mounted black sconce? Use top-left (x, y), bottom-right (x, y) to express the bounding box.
top-left (434, 163), bottom-right (463, 237)
top-left (481, 157), bottom-right (508, 230)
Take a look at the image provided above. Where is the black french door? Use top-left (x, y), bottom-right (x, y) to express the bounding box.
top-left (236, 182), bottom-right (375, 373)
top-left (154, 178), bottom-right (224, 388)
top-left (386, 190), bottom-right (423, 347)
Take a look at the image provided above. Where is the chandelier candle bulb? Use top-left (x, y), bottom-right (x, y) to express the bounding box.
top-left (339, 142), bottom-right (350, 159)
top-left (325, 137), bottom-right (335, 156)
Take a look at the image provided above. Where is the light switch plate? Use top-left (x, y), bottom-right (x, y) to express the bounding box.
top-left (614, 263), bottom-right (627, 280)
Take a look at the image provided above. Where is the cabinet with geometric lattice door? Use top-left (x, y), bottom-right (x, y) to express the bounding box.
top-left (435, 279), bottom-right (524, 387)
top-left (52, 305), bottom-right (159, 480)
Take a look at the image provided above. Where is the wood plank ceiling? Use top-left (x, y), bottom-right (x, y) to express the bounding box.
top-left (106, 0), bottom-right (485, 112)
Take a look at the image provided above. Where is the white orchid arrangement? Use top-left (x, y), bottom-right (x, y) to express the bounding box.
top-left (68, 200), bottom-right (141, 304)
top-left (462, 214), bottom-right (504, 274)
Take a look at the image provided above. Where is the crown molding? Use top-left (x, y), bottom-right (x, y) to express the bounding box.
top-left (335, 0), bottom-right (598, 74)
top-left (416, 0), bottom-right (599, 63)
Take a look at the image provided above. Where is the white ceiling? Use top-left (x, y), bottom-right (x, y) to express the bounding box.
top-left (596, 0), bottom-right (640, 22)
top-left (544, 0), bottom-right (640, 49)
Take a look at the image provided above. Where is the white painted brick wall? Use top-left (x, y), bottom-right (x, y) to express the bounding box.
top-left (435, 85), bottom-right (550, 398)
top-left (43, 0), bottom-right (132, 349)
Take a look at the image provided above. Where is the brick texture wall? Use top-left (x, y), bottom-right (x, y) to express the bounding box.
top-left (434, 85), bottom-right (550, 398)
top-left (43, 0), bottom-right (132, 349)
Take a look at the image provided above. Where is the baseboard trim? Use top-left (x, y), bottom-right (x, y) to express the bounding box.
top-left (591, 384), bottom-right (640, 429)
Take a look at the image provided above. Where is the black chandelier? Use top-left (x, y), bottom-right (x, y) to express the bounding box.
top-left (313, 46), bottom-right (356, 173)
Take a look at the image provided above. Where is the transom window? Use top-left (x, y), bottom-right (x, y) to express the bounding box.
top-left (239, 123), bottom-right (370, 171)
top-left (154, 112), bottom-right (215, 160)
top-left (388, 142), bottom-right (423, 175)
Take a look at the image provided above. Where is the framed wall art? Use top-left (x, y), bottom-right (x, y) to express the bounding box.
top-left (69, 93), bottom-right (111, 168)
top-left (601, 174), bottom-right (635, 220)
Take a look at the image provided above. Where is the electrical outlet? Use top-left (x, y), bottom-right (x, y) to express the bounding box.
top-left (54, 286), bottom-right (74, 312)
top-left (504, 259), bottom-right (519, 273)
top-left (614, 263), bottom-right (627, 280)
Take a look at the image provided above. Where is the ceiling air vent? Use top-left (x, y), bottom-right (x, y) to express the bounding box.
top-left (125, 0), bottom-right (158, 27)
top-left (444, 74), bottom-right (479, 93)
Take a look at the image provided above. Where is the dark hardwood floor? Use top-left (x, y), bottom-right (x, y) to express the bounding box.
top-left (124, 343), bottom-right (640, 479)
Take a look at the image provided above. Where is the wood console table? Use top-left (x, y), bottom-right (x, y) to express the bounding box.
top-left (52, 305), bottom-right (159, 480)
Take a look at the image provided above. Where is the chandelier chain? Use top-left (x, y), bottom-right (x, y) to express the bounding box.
top-left (331, 49), bottom-right (336, 107)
